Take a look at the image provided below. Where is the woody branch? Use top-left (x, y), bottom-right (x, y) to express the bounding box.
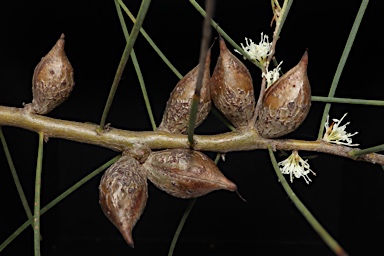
top-left (0, 105), bottom-right (382, 165)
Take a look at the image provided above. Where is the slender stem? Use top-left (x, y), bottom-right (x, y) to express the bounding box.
top-left (188, 0), bottom-right (215, 146)
top-left (267, 147), bottom-right (349, 256)
top-left (134, 55), bottom-right (157, 130)
top-left (114, 0), bottom-right (157, 131)
top-left (253, 0), bottom-right (292, 127)
top-left (117, 0), bottom-right (183, 79)
top-left (168, 198), bottom-right (197, 256)
top-left (317, 0), bottom-right (369, 139)
top-left (187, 95), bottom-right (199, 147)
top-left (275, 0), bottom-right (293, 37)
top-left (189, 0), bottom-right (263, 70)
top-left (0, 155), bottom-right (120, 252)
top-left (0, 127), bottom-right (35, 231)
top-left (312, 96), bottom-right (384, 106)
top-left (33, 132), bottom-right (44, 256)
top-left (349, 144), bottom-right (384, 158)
top-left (211, 107), bottom-right (235, 132)
top-left (98, 0), bottom-right (152, 131)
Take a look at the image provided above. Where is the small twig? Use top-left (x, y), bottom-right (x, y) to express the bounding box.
top-left (252, 0), bottom-right (289, 126)
top-left (312, 96), bottom-right (384, 106)
top-left (317, 0), bottom-right (369, 139)
top-left (0, 155), bottom-right (119, 252)
top-left (117, 0), bottom-right (183, 79)
top-left (33, 132), bottom-right (44, 256)
top-left (349, 144), bottom-right (384, 158)
top-left (168, 198), bottom-right (197, 256)
top-left (274, 0), bottom-right (293, 38)
top-left (114, 0), bottom-right (157, 131)
top-left (98, 0), bottom-right (152, 132)
top-left (187, 0), bottom-right (215, 147)
top-left (0, 127), bottom-right (38, 235)
top-left (189, 0), bottom-right (263, 70)
top-left (210, 107), bottom-right (236, 132)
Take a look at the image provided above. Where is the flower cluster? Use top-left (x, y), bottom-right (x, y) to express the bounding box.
top-left (235, 33), bottom-right (272, 66)
top-left (278, 151), bottom-right (316, 184)
top-left (262, 61), bottom-right (283, 88)
top-left (323, 113), bottom-right (359, 146)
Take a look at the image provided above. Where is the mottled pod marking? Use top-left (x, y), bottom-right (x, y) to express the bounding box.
top-left (99, 155), bottom-right (148, 248)
top-left (143, 149), bottom-right (237, 198)
top-left (210, 37), bottom-right (255, 129)
top-left (256, 51), bottom-right (311, 138)
top-left (157, 50), bottom-right (211, 134)
top-left (26, 33), bottom-right (75, 114)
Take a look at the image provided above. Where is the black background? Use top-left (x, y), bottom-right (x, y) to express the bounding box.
top-left (1, 1), bottom-right (384, 255)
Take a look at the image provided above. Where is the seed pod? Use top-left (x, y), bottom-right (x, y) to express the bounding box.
top-left (27, 33), bottom-right (75, 114)
top-left (256, 51), bottom-right (311, 138)
top-left (211, 37), bottom-right (255, 129)
top-left (157, 50), bottom-right (211, 134)
top-left (143, 149), bottom-right (236, 198)
top-left (99, 155), bottom-right (148, 248)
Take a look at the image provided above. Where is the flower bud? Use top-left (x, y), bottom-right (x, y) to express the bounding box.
top-left (157, 50), bottom-right (211, 134)
top-left (143, 149), bottom-right (236, 198)
top-left (256, 51), bottom-right (311, 138)
top-left (211, 37), bottom-right (255, 129)
top-left (99, 155), bottom-right (148, 248)
top-left (27, 33), bottom-right (75, 114)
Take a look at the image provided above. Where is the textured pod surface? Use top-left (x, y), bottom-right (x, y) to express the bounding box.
top-left (211, 37), bottom-right (255, 129)
top-left (28, 33), bottom-right (75, 114)
top-left (99, 155), bottom-right (148, 248)
top-left (256, 51), bottom-right (311, 138)
top-left (143, 149), bottom-right (236, 198)
top-left (157, 50), bottom-right (211, 134)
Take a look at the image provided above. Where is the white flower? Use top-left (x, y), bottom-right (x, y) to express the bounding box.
top-left (262, 61), bottom-right (283, 88)
top-left (323, 113), bottom-right (359, 146)
top-left (278, 151), bottom-right (316, 184)
top-left (234, 33), bottom-right (272, 65)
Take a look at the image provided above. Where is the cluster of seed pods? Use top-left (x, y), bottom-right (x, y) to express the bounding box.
top-left (158, 36), bottom-right (311, 137)
top-left (26, 33), bottom-right (311, 248)
top-left (211, 37), bottom-right (311, 136)
top-left (98, 48), bottom-right (236, 246)
top-left (98, 37), bottom-right (311, 247)
top-left (99, 149), bottom-right (237, 247)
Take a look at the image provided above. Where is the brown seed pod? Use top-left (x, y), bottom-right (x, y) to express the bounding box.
top-left (157, 50), bottom-right (211, 134)
top-left (142, 149), bottom-right (237, 198)
top-left (256, 51), bottom-right (311, 138)
top-left (210, 37), bottom-right (255, 129)
top-left (99, 155), bottom-right (148, 248)
top-left (26, 33), bottom-right (75, 114)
